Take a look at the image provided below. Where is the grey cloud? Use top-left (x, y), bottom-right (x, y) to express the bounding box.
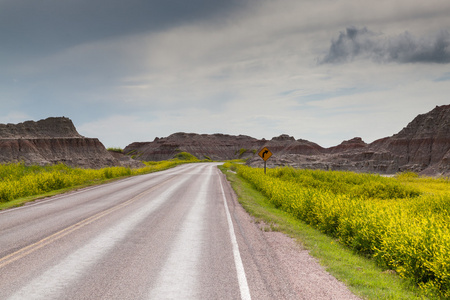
top-left (0, 0), bottom-right (241, 62)
top-left (321, 27), bottom-right (450, 64)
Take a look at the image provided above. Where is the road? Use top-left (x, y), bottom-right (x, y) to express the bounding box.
top-left (0, 163), bottom-right (359, 300)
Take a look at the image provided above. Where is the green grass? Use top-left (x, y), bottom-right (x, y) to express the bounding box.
top-left (0, 149), bottom-right (215, 211)
top-left (173, 151), bottom-right (199, 161)
top-left (106, 147), bottom-right (124, 153)
top-left (219, 165), bottom-right (432, 300)
top-left (0, 181), bottom-right (109, 210)
top-left (0, 159), bottom-right (194, 210)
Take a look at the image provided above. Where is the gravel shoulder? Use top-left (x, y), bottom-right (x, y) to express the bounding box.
top-left (220, 170), bottom-right (361, 299)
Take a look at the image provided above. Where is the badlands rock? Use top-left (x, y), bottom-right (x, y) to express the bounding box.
top-left (124, 133), bottom-right (265, 161)
top-left (0, 117), bottom-right (142, 168)
top-left (125, 105), bottom-right (449, 176)
top-left (249, 105), bottom-right (450, 176)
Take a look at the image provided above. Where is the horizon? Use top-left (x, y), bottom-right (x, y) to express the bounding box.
top-left (1, 103), bottom-right (447, 149)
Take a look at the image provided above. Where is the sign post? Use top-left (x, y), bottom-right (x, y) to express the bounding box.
top-left (258, 147), bottom-right (273, 174)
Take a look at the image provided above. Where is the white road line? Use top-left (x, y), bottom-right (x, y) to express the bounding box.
top-left (7, 175), bottom-right (192, 300)
top-left (218, 170), bottom-right (252, 300)
top-left (0, 164), bottom-right (193, 215)
top-left (148, 165), bottom-right (211, 299)
top-left (0, 182), bottom-right (106, 214)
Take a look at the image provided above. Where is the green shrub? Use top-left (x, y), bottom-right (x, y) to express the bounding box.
top-left (173, 152), bottom-right (198, 161)
top-left (107, 147), bottom-right (124, 153)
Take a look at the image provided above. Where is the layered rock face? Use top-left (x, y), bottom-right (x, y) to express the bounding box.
top-left (0, 117), bottom-right (141, 168)
top-left (125, 105), bottom-right (450, 176)
top-left (123, 132), bottom-right (327, 162)
top-left (248, 105), bottom-right (450, 176)
top-left (124, 133), bottom-right (265, 161)
top-left (0, 117), bottom-right (82, 138)
top-left (370, 105), bottom-right (450, 175)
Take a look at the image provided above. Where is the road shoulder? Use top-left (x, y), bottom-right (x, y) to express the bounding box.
top-left (218, 168), bottom-right (361, 300)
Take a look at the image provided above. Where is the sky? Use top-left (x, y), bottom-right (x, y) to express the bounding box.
top-left (1, 0), bottom-right (449, 148)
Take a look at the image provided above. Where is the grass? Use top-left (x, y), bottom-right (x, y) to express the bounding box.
top-left (173, 151), bottom-right (199, 161)
top-left (234, 164), bottom-right (450, 297)
top-left (0, 153), bottom-right (202, 210)
top-left (0, 181), bottom-right (108, 210)
top-left (219, 164), bottom-right (432, 300)
top-left (106, 147), bottom-right (124, 153)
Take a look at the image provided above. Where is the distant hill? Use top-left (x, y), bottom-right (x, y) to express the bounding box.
top-left (369, 104), bottom-right (450, 175)
top-left (124, 133), bottom-right (265, 161)
top-left (0, 117), bottom-right (142, 168)
top-left (125, 105), bottom-right (450, 176)
top-left (4, 106), bottom-right (446, 175)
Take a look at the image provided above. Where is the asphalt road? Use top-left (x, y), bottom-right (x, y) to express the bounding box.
top-left (0, 163), bottom-right (359, 300)
top-left (0, 163), bottom-right (278, 299)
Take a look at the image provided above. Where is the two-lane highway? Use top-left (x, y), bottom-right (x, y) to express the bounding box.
top-left (0, 162), bottom-right (360, 299)
top-left (0, 163), bottom-right (252, 299)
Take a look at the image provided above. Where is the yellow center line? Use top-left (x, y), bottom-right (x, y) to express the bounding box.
top-left (0, 177), bottom-right (174, 269)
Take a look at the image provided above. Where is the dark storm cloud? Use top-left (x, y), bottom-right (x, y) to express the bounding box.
top-left (321, 27), bottom-right (450, 64)
top-left (0, 0), bottom-right (241, 60)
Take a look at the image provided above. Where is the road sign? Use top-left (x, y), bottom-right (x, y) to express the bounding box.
top-left (258, 147), bottom-right (272, 162)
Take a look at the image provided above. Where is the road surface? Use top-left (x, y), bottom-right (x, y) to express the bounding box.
top-left (0, 163), bottom-right (359, 299)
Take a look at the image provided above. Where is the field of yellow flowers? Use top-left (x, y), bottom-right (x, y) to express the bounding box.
top-left (0, 159), bottom-right (191, 204)
top-left (233, 164), bottom-right (450, 298)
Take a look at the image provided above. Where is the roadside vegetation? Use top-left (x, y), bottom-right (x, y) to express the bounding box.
top-left (0, 152), bottom-right (200, 210)
top-left (220, 163), bottom-right (450, 299)
top-left (106, 147), bottom-right (124, 153)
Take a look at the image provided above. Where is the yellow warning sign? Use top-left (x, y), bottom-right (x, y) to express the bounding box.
top-left (258, 147), bottom-right (272, 162)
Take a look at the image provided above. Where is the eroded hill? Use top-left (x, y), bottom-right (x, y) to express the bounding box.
top-left (0, 117), bottom-right (142, 169)
top-left (125, 105), bottom-right (450, 176)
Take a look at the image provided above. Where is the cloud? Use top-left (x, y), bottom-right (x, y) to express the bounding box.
top-left (2, 0), bottom-right (450, 150)
top-left (321, 27), bottom-right (450, 64)
top-left (0, 0), bottom-right (241, 59)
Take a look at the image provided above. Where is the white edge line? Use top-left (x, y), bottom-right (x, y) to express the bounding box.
top-left (218, 172), bottom-right (252, 300)
top-left (0, 183), bottom-right (105, 214)
top-left (0, 165), bottom-right (191, 215)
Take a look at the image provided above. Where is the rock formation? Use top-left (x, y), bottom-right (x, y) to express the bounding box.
top-left (370, 104), bottom-right (450, 175)
top-left (0, 117), bottom-right (82, 138)
top-left (0, 117), bottom-right (143, 169)
top-left (124, 132), bottom-right (265, 161)
top-left (248, 105), bottom-right (450, 176)
top-left (125, 105), bottom-right (450, 176)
